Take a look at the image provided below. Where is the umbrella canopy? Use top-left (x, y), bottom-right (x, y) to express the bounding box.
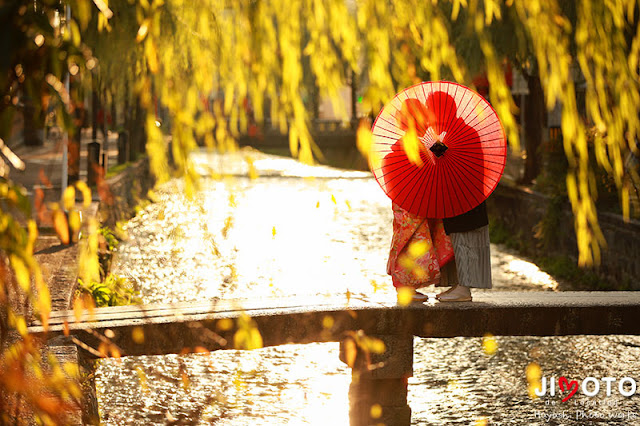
top-left (370, 81), bottom-right (506, 219)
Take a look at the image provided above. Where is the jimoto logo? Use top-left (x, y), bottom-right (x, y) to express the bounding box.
top-left (534, 377), bottom-right (638, 402)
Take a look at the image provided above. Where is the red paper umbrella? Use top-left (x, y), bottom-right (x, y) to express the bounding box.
top-left (370, 81), bottom-right (506, 218)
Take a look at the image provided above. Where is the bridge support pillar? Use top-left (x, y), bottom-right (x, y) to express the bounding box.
top-left (45, 337), bottom-right (100, 425)
top-left (340, 334), bottom-right (413, 426)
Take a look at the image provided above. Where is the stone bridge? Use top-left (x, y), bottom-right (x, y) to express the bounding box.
top-left (29, 291), bottom-right (640, 425)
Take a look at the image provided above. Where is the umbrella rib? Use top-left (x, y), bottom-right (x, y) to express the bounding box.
top-left (377, 115), bottom-right (404, 134)
top-left (442, 91), bottom-right (477, 144)
top-left (452, 154), bottom-right (506, 172)
top-left (373, 133), bottom-right (403, 141)
top-left (374, 159), bottom-right (411, 184)
top-left (408, 157), bottom-right (434, 216)
top-left (452, 103), bottom-right (492, 139)
top-left (373, 128), bottom-right (404, 138)
top-left (376, 150), bottom-right (423, 169)
top-left (447, 114), bottom-right (497, 146)
top-left (444, 152), bottom-right (484, 209)
top-left (376, 149), bottom-right (425, 196)
top-left (424, 83), bottom-right (434, 129)
top-left (438, 154), bottom-right (453, 217)
top-left (453, 122), bottom-right (502, 143)
top-left (451, 150), bottom-right (502, 179)
top-left (389, 161), bottom-right (427, 209)
top-left (441, 154), bottom-right (465, 216)
top-left (453, 134), bottom-right (505, 147)
top-left (442, 83), bottom-right (459, 135)
top-left (375, 162), bottom-right (411, 183)
top-left (428, 158), bottom-right (439, 217)
top-left (452, 154), bottom-right (495, 192)
top-left (421, 83), bottom-right (429, 108)
top-left (434, 83), bottom-right (442, 135)
top-left (464, 120), bottom-right (501, 138)
top-left (454, 149), bottom-right (507, 159)
top-left (436, 157), bottom-right (443, 217)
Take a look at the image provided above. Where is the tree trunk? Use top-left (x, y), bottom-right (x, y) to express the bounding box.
top-left (110, 88), bottom-right (117, 131)
top-left (23, 97), bottom-right (44, 146)
top-left (91, 77), bottom-right (99, 141)
top-left (521, 74), bottom-right (545, 184)
top-left (350, 70), bottom-right (358, 128)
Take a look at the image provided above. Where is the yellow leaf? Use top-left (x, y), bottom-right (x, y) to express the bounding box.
top-left (342, 337), bottom-right (357, 368)
top-left (363, 337), bottom-right (386, 354)
top-left (370, 404), bottom-right (382, 419)
top-left (145, 38), bottom-right (159, 74)
top-left (398, 254), bottom-right (414, 270)
top-left (137, 19), bottom-right (150, 42)
top-left (131, 327), bottom-right (145, 344)
top-left (233, 314), bottom-right (263, 349)
top-left (9, 311), bottom-right (28, 337)
top-left (63, 362), bottom-right (80, 378)
top-left (322, 315), bottom-right (334, 329)
top-left (407, 240), bottom-right (430, 258)
top-left (245, 155), bottom-right (259, 179)
top-left (75, 181), bottom-right (92, 208)
top-left (68, 210), bottom-right (81, 233)
top-left (181, 371), bottom-right (190, 389)
top-left (217, 318), bottom-right (233, 331)
top-left (63, 186), bottom-right (76, 210)
top-left (412, 267), bottom-right (426, 279)
top-left (397, 287), bottom-right (413, 306)
top-left (482, 333), bottom-right (498, 355)
top-left (249, 328), bottom-right (263, 349)
top-left (401, 125), bottom-right (423, 166)
top-left (110, 346), bottom-right (121, 358)
top-left (74, 1), bottom-right (91, 30)
top-left (27, 220), bottom-right (38, 253)
top-left (10, 255), bottom-right (30, 292)
top-left (53, 210), bottom-right (69, 244)
top-left (233, 329), bottom-right (247, 349)
top-left (70, 20), bottom-right (81, 47)
top-left (526, 362), bottom-right (541, 381)
top-left (136, 366), bottom-right (149, 393)
top-left (73, 297), bottom-right (84, 323)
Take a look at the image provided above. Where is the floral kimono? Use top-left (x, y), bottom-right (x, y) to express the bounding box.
top-left (387, 203), bottom-right (456, 289)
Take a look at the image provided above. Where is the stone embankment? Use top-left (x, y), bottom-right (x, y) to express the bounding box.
top-left (488, 182), bottom-right (640, 290)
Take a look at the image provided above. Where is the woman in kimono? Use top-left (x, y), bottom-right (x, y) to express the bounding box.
top-left (387, 202), bottom-right (458, 302)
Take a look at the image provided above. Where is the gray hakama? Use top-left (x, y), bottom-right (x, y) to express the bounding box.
top-left (449, 225), bottom-right (492, 289)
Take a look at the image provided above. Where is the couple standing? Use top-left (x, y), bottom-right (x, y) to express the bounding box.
top-left (378, 88), bottom-right (499, 302)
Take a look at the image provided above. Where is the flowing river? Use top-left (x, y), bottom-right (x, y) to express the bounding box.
top-left (96, 150), bottom-right (640, 425)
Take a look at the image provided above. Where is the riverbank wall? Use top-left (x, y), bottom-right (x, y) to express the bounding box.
top-left (487, 183), bottom-right (640, 290)
top-left (99, 157), bottom-right (156, 229)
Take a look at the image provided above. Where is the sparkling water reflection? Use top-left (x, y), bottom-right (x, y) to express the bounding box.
top-left (97, 151), bottom-right (640, 425)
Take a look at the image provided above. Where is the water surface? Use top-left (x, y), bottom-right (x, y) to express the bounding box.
top-left (97, 151), bottom-right (640, 425)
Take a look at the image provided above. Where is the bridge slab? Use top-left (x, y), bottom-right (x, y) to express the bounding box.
top-left (27, 291), bottom-right (640, 425)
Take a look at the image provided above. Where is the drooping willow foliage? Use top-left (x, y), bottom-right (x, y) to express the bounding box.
top-left (120, 0), bottom-right (639, 266)
top-left (1, 0), bottom-right (640, 421)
